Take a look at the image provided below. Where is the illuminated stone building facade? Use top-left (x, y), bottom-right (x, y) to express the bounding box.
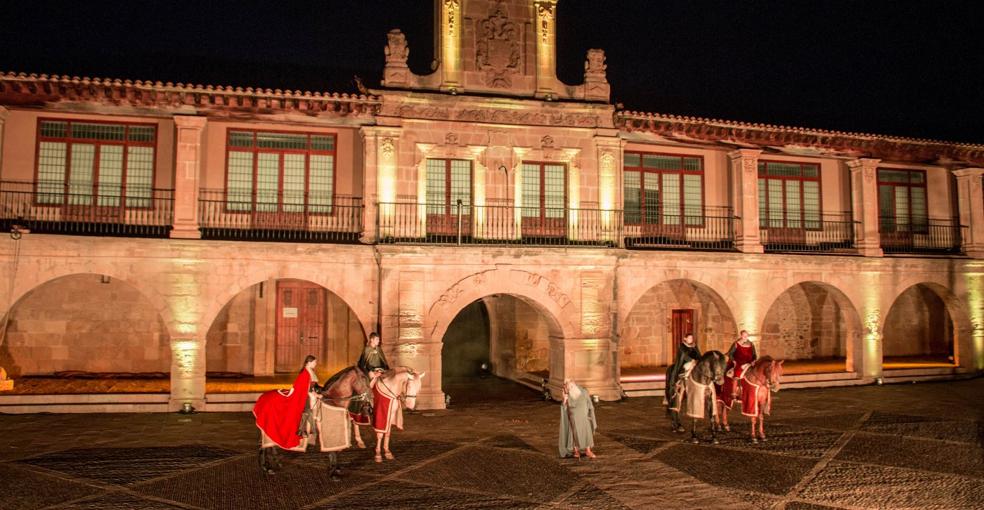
top-left (0, 0), bottom-right (982, 412)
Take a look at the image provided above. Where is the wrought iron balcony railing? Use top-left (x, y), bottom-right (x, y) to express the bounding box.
top-left (623, 206), bottom-right (736, 251)
top-left (760, 213), bottom-right (858, 254)
top-left (879, 217), bottom-right (964, 255)
top-left (198, 189), bottom-right (363, 242)
top-left (376, 201), bottom-right (621, 247)
top-left (0, 180), bottom-right (173, 238)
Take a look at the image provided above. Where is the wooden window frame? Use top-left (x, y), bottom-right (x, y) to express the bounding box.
top-left (223, 129), bottom-right (337, 216)
top-left (622, 151), bottom-right (706, 227)
top-left (757, 160), bottom-right (823, 231)
top-left (877, 168), bottom-right (929, 234)
top-left (33, 118), bottom-right (158, 210)
top-left (425, 158), bottom-right (474, 215)
top-left (521, 161), bottom-right (568, 220)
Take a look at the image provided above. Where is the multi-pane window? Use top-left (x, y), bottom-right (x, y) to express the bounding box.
top-left (622, 153), bottom-right (704, 226)
top-left (521, 162), bottom-right (566, 219)
top-left (425, 159), bottom-right (472, 215)
top-left (757, 161), bottom-right (821, 229)
top-left (878, 169), bottom-right (928, 233)
top-left (35, 119), bottom-right (156, 207)
top-left (225, 130), bottom-right (335, 213)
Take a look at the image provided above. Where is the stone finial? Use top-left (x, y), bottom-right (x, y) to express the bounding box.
top-left (385, 29), bottom-right (409, 65)
top-left (583, 49), bottom-right (610, 102)
top-left (383, 29), bottom-right (411, 87)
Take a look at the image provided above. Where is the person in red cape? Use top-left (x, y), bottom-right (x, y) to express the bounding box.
top-left (716, 330), bottom-right (757, 431)
top-left (254, 355), bottom-right (321, 449)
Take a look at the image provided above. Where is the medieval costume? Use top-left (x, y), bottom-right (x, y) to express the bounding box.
top-left (558, 381), bottom-right (597, 458)
top-left (358, 344), bottom-right (390, 375)
top-left (371, 378), bottom-right (404, 434)
top-left (253, 364), bottom-right (318, 449)
top-left (717, 338), bottom-right (757, 409)
top-left (664, 338), bottom-right (701, 407)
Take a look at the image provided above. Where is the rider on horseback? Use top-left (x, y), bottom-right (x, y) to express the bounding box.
top-left (665, 333), bottom-right (701, 412)
top-left (358, 332), bottom-right (390, 387)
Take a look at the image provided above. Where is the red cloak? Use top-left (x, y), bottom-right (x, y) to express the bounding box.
top-left (717, 341), bottom-right (756, 408)
top-left (253, 369), bottom-right (311, 449)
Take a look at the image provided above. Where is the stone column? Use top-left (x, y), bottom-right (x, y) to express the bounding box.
top-left (170, 337), bottom-right (206, 411)
top-left (170, 116), bottom-right (206, 239)
top-left (953, 168), bottom-right (984, 258)
top-left (547, 337), bottom-right (620, 401)
top-left (391, 270), bottom-right (446, 409)
top-left (847, 158), bottom-right (884, 257)
top-left (359, 128), bottom-right (379, 243)
top-left (534, 0), bottom-right (559, 99)
top-left (0, 106), bottom-right (8, 178)
top-left (438, 0), bottom-right (463, 92)
top-left (728, 149), bottom-right (764, 253)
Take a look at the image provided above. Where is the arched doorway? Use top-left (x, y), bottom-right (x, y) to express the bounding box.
top-left (205, 278), bottom-right (367, 392)
top-left (760, 282), bottom-right (862, 374)
top-left (441, 294), bottom-right (562, 404)
top-left (0, 273), bottom-right (170, 393)
top-left (621, 279), bottom-right (737, 379)
top-left (883, 283), bottom-right (957, 368)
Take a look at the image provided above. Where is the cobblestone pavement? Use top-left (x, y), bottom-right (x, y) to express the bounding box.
top-left (1, 377), bottom-right (982, 510)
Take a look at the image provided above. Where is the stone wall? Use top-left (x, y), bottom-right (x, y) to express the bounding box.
top-left (1, 274), bottom-right (169, 376)
top-left (620, 280), bottom-right (736, 368)
top-left (760, 283), bottom-right (848, 360)
top-left (883, 285), bottom-right (953, 358)
top-left (486, 295), bottom-right (551, 378)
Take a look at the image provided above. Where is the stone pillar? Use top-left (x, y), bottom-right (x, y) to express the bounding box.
top-left (359, 128), bottom-right (379, 243)
top-left (170, 337), bottom-right (206, 411)
top-left (0, 106), bottom-right (8, 178)
top-left (391, 270), bottom-right (446, 409)
top-left (438, 0), bottom-right (463, 92)
top-left (847, 158), bottom-right (884, 257)
top-left (595, 138), bottom-right (621, 245)
top-left (170, 116), bottom-right (206, 239)
top-left (534, 0), bottom-right (559, 99)
top-left (728, 149), bottom-right (764, 253)
top-left (953, 168), bottom-right (984, 258)
top-left (547, 337), bottom-right (620, 401)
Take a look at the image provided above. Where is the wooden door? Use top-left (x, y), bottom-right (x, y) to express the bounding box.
top-left (275, 281), bottom-right (325, 373)
top-left (671, 309), bottom-right (694, 360)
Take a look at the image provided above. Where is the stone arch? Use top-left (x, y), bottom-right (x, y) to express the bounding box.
top-left (759, 281), bottom-right (863, 373)
top-left (201, 269), bottom-right (373, 347)
top-left (204, 276), bottom-right (370, 377)
top-left (621, 279), bottom-right (739, 370)
top-left (882, 282), bottom-right (970, 367)
top-left (425, 269), bottom-right (576, 345)
top-left (0, 273), bottom-right (171, 378)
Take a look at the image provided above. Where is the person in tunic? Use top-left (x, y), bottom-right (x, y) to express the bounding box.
top-left (358, 332), bottom-right (390, 387)
top-left (716, 330), bottom-right (758, 429)
top-left (254, 355), bottom-right (321, 449)
top-left (558, 379), bottom-right (597, 459)
top-left (664, 333), bottom-right (702, 409)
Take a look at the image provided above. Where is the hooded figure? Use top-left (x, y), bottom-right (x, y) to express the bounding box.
top-left (558, 379), bottom-right (597, 458)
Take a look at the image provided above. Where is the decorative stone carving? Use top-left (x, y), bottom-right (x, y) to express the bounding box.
top-left (445, 132), bottom-right (459, 145)
top-left (540, 135), bottom-right (554, 148)
top-left (476, 2), bottom-right (522, 88)
top-left (445, 0), bottom-right (460, 36)
top-left (535, 1), bottom-right (555, 44)
top-left (380, 137), bottom-right (396, 161)
top-left (585, 49), bottom-right (607, 80)
top-left (385, 30), bottom-right (409, 65)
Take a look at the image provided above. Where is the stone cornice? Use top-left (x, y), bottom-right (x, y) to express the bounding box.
top-left (0, 72), bottom-right (381, 119)
top-left (618, 110), bottom-right (984, 167)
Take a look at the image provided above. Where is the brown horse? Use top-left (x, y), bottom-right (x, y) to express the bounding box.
top-left (739, 357), bottom-right (784, 443)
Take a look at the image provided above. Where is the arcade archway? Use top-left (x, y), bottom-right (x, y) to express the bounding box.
top-left (205, 278), bottom-right (367, 392)
top-left (883, 283), bottom-right (957, 368)
top-left (760, 282), bottom-right (862, 374)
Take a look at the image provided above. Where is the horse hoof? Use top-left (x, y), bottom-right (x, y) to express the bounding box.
top-left (384, 451), bottom-right (395, 460)
top-left (374, 454), bottom-right (382, 463)
top-left (690, 437), bottom-right (699, 444)
top-left (712, 438), bottom-right (720, 445)
top-left (751, 438), bottom-right (759, 444)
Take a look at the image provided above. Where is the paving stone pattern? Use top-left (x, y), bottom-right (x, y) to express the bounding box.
top-left (0, 377), bottom-right (982, 509)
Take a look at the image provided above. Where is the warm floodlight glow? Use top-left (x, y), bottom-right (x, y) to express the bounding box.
top-left (860, 272), bottom-right (882, 378)
top-left (966, 273), bottom-right (984, 370)
top-left (441, 0), bottom-right (461, 88)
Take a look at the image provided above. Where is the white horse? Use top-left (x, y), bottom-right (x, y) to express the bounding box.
top-left (350, 367), bottom-right (425, 463)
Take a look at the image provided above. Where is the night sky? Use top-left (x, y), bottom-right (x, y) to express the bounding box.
top-left (3, 1), bottom-right (983, 143)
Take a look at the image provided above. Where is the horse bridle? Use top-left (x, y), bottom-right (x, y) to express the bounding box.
top-left (379, 374), bottom-right (417, 406)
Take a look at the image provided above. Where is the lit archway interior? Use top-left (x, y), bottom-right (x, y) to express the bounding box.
top-left (205, 278), bottom-right (366, 390)
top-left (883, 283), bottom-right (955, 368)
top-left (441, 294), bottom-right (562, 400)
top-left (0, 274), bottom-right (170, 393)
top-left (621, 279), bottom-right (737, 375)
top-left (760, 282), bottom-right (862, 374)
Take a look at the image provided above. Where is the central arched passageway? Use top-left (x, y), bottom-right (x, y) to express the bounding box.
top-left (440, 294), bottom-right (561, 405)
top-left (205, 278), bottom-right (367, 392)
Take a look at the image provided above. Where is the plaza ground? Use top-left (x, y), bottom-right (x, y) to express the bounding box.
top-left (1, 376), bottom-right (982, 510)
